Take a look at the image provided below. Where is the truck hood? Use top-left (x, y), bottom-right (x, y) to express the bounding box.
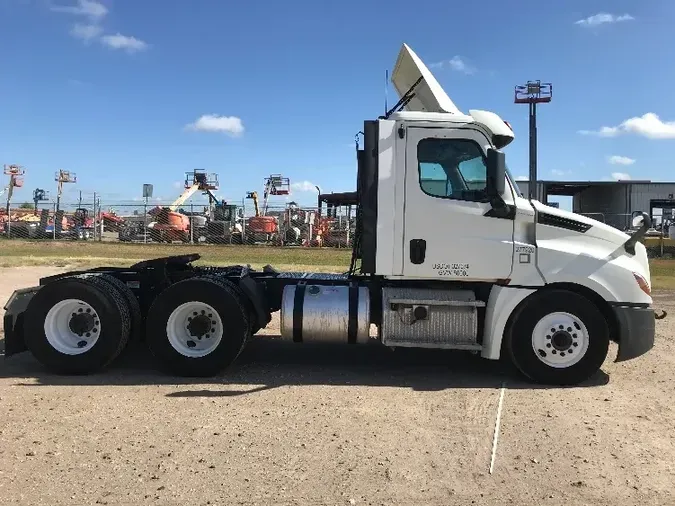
top-left (531, 200), bottom-right (631, 246)
top-left (529, 200), bottom-right (652, 293)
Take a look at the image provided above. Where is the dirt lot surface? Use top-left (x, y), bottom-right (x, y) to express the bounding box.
top-left (1, 266), bottom-right (674, 506)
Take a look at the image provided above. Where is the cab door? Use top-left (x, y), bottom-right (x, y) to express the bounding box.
top-left (402, 126), bottom-right (514, 281)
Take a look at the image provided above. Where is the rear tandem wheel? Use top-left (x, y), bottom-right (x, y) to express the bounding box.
top-left (145, 276), bottom-right (252, 377)
top-left (22, 275), bottom-right (133, 374)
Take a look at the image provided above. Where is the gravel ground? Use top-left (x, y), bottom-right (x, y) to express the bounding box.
top-left (1, 266), bottom-right (674, 506)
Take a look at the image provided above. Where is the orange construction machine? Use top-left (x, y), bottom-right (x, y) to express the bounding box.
top-left (149, 170), bottom-right (218, 243)
top-left (245, 174), bottom-right (290, 243)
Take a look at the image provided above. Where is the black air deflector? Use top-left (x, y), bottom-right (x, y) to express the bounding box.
top-left (358, 120), bottom-right (379, 274)
top-left (537, 212), bottom-right (591, 233)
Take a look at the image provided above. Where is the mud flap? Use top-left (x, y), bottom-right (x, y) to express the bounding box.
top-left (3, 287), bottom-right (40, 357)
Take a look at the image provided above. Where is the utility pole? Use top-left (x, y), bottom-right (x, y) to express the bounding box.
top-left (514, 81), bottom-right (552, 201)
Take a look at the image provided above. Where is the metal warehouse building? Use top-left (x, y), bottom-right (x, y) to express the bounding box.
top-left (517, 180), bottom-right (675, 231)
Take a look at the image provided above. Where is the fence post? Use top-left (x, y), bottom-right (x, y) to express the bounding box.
top-left (52, 202), bottom-right (56, 240)
top-left (190, 204), bottom-right (194, 244)
top-left (241, 197), bottom-right (246, 245)
top-left (99, 198), bottom-right (103, 241)
top-left (143, 198), bottom-right (148, 244)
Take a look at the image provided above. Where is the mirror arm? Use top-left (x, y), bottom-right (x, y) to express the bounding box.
top-left (624, 212), bottom-right (651, 255)
top-left (487, 194), bottom-right (513, 218)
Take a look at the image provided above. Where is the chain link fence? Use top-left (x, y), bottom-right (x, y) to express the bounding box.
top-left (4, 201), bottom-right (674, 258)
top-left (0, 200), bottom-right (357, 248)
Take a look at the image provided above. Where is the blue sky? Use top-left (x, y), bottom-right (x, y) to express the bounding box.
top-left (2, 0), bottom-right (675, 210)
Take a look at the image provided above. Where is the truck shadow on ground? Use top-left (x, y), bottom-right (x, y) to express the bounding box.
top-left (1, 336), bottom-right (610, 394)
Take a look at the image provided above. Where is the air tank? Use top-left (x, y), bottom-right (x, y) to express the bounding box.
top-left (280, 284), bottom-right (371, 344)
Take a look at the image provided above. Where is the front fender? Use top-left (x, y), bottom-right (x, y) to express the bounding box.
top-left (482, 285), bottom-right (535, 360)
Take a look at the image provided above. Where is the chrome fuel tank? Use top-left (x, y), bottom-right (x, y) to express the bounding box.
top-left (280, 284), bottom-right (370, 343)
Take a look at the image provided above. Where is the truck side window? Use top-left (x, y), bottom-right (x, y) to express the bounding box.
top-left (417, 138), bottom-right (488, 202)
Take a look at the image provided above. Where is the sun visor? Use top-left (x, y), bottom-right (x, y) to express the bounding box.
top-left (391, 44), bottom-right (462, 114)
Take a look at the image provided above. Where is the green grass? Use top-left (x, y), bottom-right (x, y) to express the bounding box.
top-left (647, 259), bottom-right (675, 290)
top-left (2, 239), bottom-right (675, 290)
top-left (0, 240), bottom-right (352, 272)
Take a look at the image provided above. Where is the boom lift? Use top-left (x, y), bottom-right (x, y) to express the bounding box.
top-left (149, 169), bottom-right (218, 242)
top-left (245, 174), bottom-right (291, 244)
top-left (2, 44), bottom-right (658, 386)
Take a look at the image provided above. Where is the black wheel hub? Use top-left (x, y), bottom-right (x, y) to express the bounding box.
top-left (187, 314), bottom-right (211, 338)
top-left (551, 331), bottom-right (573, 351)
top-left (69, 312), bottom-right (95, 336)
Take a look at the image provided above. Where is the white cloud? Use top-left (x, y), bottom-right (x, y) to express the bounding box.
top-left (551, 169), bottom-right (572, 177)
top-left (185, 114), bottom-right (245, 137)
top-left (578, 126), bottom-right (622, 137)
top-left (515, 175), bottom-right (529, 181)
top-left (100, 33), bottom-right (148, 53)
top-left (430, 56), bottom-right (476, 75)
top-left (51, 0), bottom-right (108, 20)
top-left (575, 13), bottom-right (634, 27)
top-left (608, 155), bottom-right (635, 166)
top-left (579, 113), bottom-right (675, 139)
top-left (611, 172), bottom-right (631, 180)
top-left (69, 23), bottom-right (102, 42)
top-left (172, 181), bottom-right (183, 189)
top-left (291, 180), bottom-right (320, 192)
top-left (52, 2), bottom-right (149, 53)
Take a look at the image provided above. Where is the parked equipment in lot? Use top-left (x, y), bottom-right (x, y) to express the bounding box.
top-left (149, 169), bottom-right (218, 243)
top-left (245, 174), bottom-right (291, 244)
top-left (3, 44), bottom-right (659, 385)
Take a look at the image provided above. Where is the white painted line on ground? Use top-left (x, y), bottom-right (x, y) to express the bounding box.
top-left (489, 382), bottom-right (506, 474)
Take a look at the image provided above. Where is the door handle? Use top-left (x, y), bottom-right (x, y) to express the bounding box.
top-left (410, 239), bottom-right (426, 264)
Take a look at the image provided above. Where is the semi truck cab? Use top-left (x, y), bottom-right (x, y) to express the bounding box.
top-left (2, 43), bottom-right (657, 386)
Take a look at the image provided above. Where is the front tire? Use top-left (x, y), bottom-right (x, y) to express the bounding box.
top-left (504, 289), bottom-right (610, 386)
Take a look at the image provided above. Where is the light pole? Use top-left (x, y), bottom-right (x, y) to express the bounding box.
top-left (515, 81), bottom-right (552, 201)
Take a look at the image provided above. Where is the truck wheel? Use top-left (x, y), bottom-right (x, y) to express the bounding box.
top-left (23, 276), bottom-right (132, 374)
top-left (88, 274), bottom-right (143, 341)
top-left (145, 276), bottom-right (251, 376)
top-left (505, 289), bottom-right (610, 386)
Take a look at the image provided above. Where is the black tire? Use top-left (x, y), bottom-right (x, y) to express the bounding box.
top-left (92, 274), bottom-right (143, 341)
top-left (145, 276), bottom-right (251, 377)
top-left (23, 275), bottom-right (132, 374)
top-left (504, 289), bottom-right (610, 386)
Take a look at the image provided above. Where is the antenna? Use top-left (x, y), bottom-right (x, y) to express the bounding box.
top-left (384, 69), bottom-right (389, 115)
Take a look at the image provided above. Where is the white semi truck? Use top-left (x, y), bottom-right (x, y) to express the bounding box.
top-left (2, 44), bottom-right (657, 385)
